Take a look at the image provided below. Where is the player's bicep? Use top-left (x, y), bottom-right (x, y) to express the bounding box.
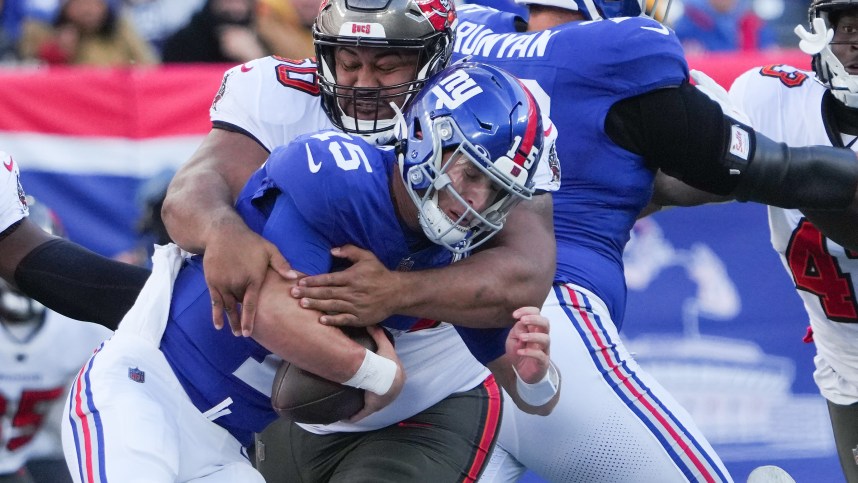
top-left (175, 129), bottom-right (269, 202)
top-left (479, 192), bottom-right (555, 302)
top-left (486, 191), bottom-right (554, 257)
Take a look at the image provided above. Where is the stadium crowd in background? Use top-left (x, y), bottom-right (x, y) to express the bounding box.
top-left (672, 0), bottom-right (779, 52)
top-left (0, 0), bottom-right (820, 64)
top-left (17, 0), bottom-right (158, 66)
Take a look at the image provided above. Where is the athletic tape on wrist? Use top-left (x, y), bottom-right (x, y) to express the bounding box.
top-left (343, 349), bottom-right (397, 396)
top-left (515, 361), bottom-right (560, 407)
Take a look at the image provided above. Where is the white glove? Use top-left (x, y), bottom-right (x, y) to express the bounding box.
top-left (795, 17), bottom-right (833, 55)
top-left (690, 69), bottom-right (751, 126)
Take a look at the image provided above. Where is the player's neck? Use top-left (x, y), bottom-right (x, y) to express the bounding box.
top-left (830, 94), bottom-right (858, 136)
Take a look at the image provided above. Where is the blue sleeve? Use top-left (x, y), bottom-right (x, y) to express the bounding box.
top-left (262, 190), bottom-right (332, 276)
top-left (456, 326), bottom-right (511, 365)
top-left (570, 17), bottom-right (689, 97)
top-left (260, 136), bottom-right (339, 276)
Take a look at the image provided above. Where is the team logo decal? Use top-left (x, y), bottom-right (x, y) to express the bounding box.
top-left (396, 256), bottom-right (414, 272)
top-left (211, 71), bottom-right (232, 112)
top-left (431, 69), bottom-right (482, 110)
top-left (547, 144), bottom-right (561, 184)
top-left (416, 0), bottom-right (456, 31)
top-left (128, 367), bottom-right (146, 383)
top-left (16, 177), bottom-right (27, 211)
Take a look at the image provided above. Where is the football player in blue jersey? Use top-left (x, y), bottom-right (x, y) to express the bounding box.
top-left (288, 1), bottom-right (858, 482)
top-left (61, 62), bottom-right (553, 483)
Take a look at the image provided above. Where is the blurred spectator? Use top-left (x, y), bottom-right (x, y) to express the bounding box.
top-left (672, 0), bottom-right (778, 53)
top-left (113, 168), bottom-right (175, 268)
top-left (161, 0), bottom-right (270, 64)
top-left (255, 0), bottom-right (314, 59)
top-left (119, 0), bottom-right (205, 57)
top-left (17, 0), bottom-right (158, 66)
top-left (0, 0), bottom-right (57, 61)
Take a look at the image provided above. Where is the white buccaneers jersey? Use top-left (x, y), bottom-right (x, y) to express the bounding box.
top-left (0, 311), bottom-right (111, 473)
top-left (209, 56), bottom-right (560, 192)
top-left (0, 151), bottom-right (27, 235)
top-left (730, 66), bottom-right (858, 404)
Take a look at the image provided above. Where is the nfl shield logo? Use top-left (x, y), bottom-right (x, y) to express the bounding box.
top-left (128, 367), bottom-right (145, 383)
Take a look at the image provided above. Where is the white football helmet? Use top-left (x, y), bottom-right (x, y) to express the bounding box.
top-left (805, 0), bottom-right (858, 107)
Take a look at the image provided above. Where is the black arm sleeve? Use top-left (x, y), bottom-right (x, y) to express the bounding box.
top-left (14, 239), bottom-right (151, 330)
top-left (606, 82), bottom-right (858, 208)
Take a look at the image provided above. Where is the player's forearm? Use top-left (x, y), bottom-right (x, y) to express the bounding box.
top-left (15, 238), bottom-right (150, 329)
top-left (254, 268), bottom-right (366, 382)
top-left (393, 195), bottom-right (555, 328)
top-left (162, 129), bottom-right (268, 253)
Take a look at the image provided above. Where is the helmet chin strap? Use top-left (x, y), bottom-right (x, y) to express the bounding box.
top-left (418, 198), bottom-right (470, 248)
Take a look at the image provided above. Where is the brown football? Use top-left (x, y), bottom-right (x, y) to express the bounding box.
top-left (270, 326), bottom-right (377, 424)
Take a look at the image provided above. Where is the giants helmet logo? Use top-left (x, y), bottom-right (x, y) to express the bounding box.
top-left (416, 0), bottom-right (456, 32)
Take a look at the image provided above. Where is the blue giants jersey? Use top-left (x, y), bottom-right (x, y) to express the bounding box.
top-left (455, 5), bottom-right (689, 324)
top-left (159, 131), bottom-right (502, 445)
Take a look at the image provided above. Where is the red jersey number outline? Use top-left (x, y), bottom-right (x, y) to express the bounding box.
top-left (785, 219), bottom-right (858, 322)
top-left (275, 57), bottom-right (320, 96)
top-left (0, 387), bottom-right (65, 451)
top-left (759, 64), bottom-right (808, 88)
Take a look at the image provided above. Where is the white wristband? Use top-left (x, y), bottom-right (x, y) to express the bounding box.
top-left (514, 361), bottom-right (560, 407)
top-left (343, 349), bottom-right (397, 396)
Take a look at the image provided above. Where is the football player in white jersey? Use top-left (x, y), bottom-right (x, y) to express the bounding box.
top-left (728, 2), bottom-right (858, 480)
top-left (0, 152), bottom-right (149, 330)
top-left (0, 198), bottom-right (111, 483)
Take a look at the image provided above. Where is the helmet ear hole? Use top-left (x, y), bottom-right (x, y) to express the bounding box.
top-left (414, 121), bottom-right (424, 140)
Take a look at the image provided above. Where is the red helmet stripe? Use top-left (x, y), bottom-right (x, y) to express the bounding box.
top-left (513, 81), bottom-right (539, 167)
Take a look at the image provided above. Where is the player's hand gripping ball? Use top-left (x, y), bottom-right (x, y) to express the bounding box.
top-left (271, 326), bottom-right (377, 424)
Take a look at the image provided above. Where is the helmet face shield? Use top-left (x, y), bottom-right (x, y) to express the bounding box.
top-left (313, 0), bottom-right (456, 143)
top-left (396, 63), bottom-right (544, 254)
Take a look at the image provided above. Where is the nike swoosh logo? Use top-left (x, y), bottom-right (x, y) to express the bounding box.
top-left (306, 144), bottom-right (321, 173)
top-left (240, 63), bottom-right (254, 73)
top-left (544, 123), bottom-right (553, 137)
top-left (641, 25), bottom-right (670, 35)
top-left (3, 158), bottom-right (12, 172)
